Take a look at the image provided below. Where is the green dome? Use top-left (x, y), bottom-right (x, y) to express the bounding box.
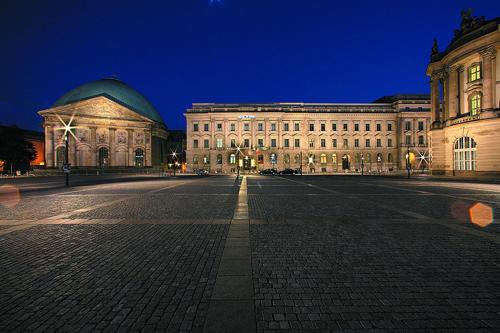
top-left (53, 78), bottom-right (164, 123)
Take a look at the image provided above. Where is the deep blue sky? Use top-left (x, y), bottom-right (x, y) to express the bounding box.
top-left (1, 0), bottom-right (499, 131)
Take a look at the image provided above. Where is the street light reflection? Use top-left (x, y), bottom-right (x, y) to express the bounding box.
top-left (0, 185), bottom-right (21, 208)
top-left (469, 202), bottom-right (493, 227)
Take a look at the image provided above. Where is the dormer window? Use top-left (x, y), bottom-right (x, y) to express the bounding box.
top-left (469, 63), bottom-right (481, 82)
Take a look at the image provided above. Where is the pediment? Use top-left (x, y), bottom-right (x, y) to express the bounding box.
top-left (38, 96), bottom-right (153, 123)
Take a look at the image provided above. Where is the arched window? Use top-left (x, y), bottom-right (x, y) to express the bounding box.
top-left (468, 63), bottom-right (481, 82)
top-left (98, 147), bottom-right (109, 168)
top-left (229, 154), bottom-right (236, 165)
top-left (470, 93), bottom-right (481, 115)
top-left (387, 153), bottom-right (393, 163)
top-left (216, 154), bottom-right (223, 164)
top-left (135, 148), bottom-right (144, 168)
top-left (203, 155), bottom-right (210, 165)
top-left (332, 154), bottom-right (337, 165)
top-left (56, 146), bottom-right (66, 168)
top-left (376, 153), bottom-right (383, 163)
top-left (294, 154), bottom-right (301, 165)
top-left (193, 154), bottom-right (199, 164)
top-left (454, 137), bottom-right (477, 171)
top-left (284, 154), bottom-right (290, 164)
top-left (308, 154), bottom-right (315, 164)
top-left (365, 153), bottom-right (371, 163)
top-left (320, 154), bottom-right (327, 164)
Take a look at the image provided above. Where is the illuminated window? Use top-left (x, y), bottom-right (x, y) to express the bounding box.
top-left (216, 154), bottom-right (223, 164)
top-left (454, 136), bottom-right (477, 171)
top-left (469, 63), bottom-right (481, 82)
top-left (470, 93), bottom-right (481, 115)
top-left (332, 154), bottom-right (337, 164)
top-left (203, 155), bottom-right (209, 164)
top-left (230, 154), bottom-right (236, 164)
top-left (320, 154), bottom-right (327, 164)
top-left (216, 138), bottom-right (223, 148)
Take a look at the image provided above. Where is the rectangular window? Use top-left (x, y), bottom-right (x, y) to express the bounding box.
top-left (294, 122), bottom-right (300, 131)
top-left (284, 139), bottom-right (289, 148)
top-left (387, 122), bottom-right (392, 131)
top-left (376, 123), bottom-right (381, 131)
top-left (244, 123), bottom-right (250, 131)
top-left (231, 139), bottom-right (236, 148)
top-left (405, 121), bottom-right (411, 131)
top-left (216, 123), bottom-right (222, 131)
top-left (257, 138), bottom-right (264, 147)
top-left (309, 138), bottom-right (315, 148)
top-left (294, 138), bottom-right (300, 148)
top-left (343, 138), bottom-right (348, 147)
top-left (284, 123), bottom-right (289, 131)
top-left (271, 123), bottom-right (276, 131)
top-left (258, 123), bottom-right (263, 131)
top-left (332, 138), bottom-right (337, 148)
top-left (332, 123), bottom-right (337, 131)
top-left (320, 123), bottom-right (326, 131)
top-left (321, 138), bottom-right (326, 148)
top-left (244, 139), bottom-right (250, 147)
top-left (418, 121), bottom-right (424, 131)
top-left (418, 135), bottom-right (424, 145)
top-left (271, 138), bottom-right (277, 147)
top-left (405, 135), bottom-right (411, 145)
top-left (354, 123), bottom-right (359, 131)
top-left (354, 139), bottom-right (359, 147)
top-left (203, 139), bottom-right (209, 148)
top-left (204, 123), bottom-right (209, 132)
top-left (376, 138), bottom-right (381, 147)
top-left (365, 123), bottom-right (370, 131)
top-left (469, 63), bottom-right (481, 82)
top-left (343, 122), bottom-right (348, 131)
top-left (365, 139), bottom-right (370, 147)
top-left (309, 123), bottom-right (315, 131)
top-left (193, 139), bottom-right (199, 148)
top-left (387, 138), bottom-right (393, 147)
top-left (193, 123), bottom-right (199, 132)
top-left (230, 123), bottom-right (236, 131)
top-left (216, 138), bottom-right (223, 148)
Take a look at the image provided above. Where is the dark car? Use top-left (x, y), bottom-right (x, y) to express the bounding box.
top-left (195, 169), bottom-right (209, 176)
top-left (294, 168), bottom-right (303, 175)
top-left (278, 168), bottom-right (295, 175)
top-left (259, 168), bottom-right (277, 175)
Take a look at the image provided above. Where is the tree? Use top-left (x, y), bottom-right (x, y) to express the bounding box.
top-left (0, 126), bottom-right (37, 174)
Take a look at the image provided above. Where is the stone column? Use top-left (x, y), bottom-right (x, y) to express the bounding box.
top-left (109, 128), bottom-right (116, 167)
top-left (90, 127), bottom-right (97, 167)
top-left (480, 46), bottom-right (497, 111)
top-left (127, 129), bottom-right (134, 167)
top-left (448, 66), bottom-right (458, 119)
top-left (70, 134), bottom-right (77, 166)
top-left (145, 129), bottom-right (152, 167)
top-left (430, 73), bottom-right (441, 125)
top-left (45, 125), bottom-right (54, 167)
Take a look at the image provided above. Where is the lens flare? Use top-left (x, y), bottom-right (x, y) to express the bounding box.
top-left (469, 202), bottom-right (493, 227)
top-left (0, 185), bottom-right (21, 208)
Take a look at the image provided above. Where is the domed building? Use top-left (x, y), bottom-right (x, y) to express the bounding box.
top-left (427, 12), bottom-right (499, 175)
top-left (38, 78), bottom-right (169, 168)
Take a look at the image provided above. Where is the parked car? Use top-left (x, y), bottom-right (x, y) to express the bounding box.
top-left (259, 168), bottom-right (277, 175)
top-left (195, 169), bottom-right (209, 176)
top-left (294, 168), bottom-right (303, 175)
top-left (278, 168), bottom-right (295, 175)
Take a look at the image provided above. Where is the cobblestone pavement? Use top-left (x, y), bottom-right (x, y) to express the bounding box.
top-left (0, 174), bottom-right (499, 332)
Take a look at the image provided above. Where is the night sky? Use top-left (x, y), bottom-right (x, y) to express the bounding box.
top-left (1, 0), bottom-right (499, 132)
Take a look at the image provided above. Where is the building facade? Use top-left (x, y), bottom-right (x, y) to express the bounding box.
top-left (38, 78), bottom-right (169, 169)
top-left (427, 12), bottom-right (500, 175)
top-left (185, 95), bottom-right (431, 174)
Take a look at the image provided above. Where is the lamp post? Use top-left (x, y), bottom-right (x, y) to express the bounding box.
top-left (171, 151), bottom-right (177, 177)
top-left (64, 131), bottom-right (69, 187)
top-left (361, 153), bottom-right (364, 176)
top-left (405, 147), bottom-right (411, 179)
top-left (236, 146), bottom-right (241, 178)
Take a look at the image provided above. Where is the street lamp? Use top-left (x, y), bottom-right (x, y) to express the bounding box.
top-left (405, 147), bottom-right (411, 179)
top-left (64, 131), bottom-right (69, 186)
top-left (236, 145), bottom-right (241, 178)
top-left (361, 153), bottom-right (364, 176)
top-left (171, 151), bottom-right (177, 177)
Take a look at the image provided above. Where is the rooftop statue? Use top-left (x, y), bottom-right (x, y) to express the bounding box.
top-left (430, 38), bottom-right (439, 59)
top-left (453, 9), bottom-right (486, 39)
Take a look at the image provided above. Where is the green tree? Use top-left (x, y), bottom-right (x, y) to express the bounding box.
top-left (0, 126), bottom-right (37, 173)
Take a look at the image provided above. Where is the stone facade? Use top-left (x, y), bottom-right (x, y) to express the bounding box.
top-left (39, 96), bottom-right (168, 168)
top-left (427, 14), bottom-right (500, 175)
top-left (185, 96), bottom-right (431, 174)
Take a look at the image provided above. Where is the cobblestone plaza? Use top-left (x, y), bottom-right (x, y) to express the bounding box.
top-left (0, 174), bottom-right (499, 332)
